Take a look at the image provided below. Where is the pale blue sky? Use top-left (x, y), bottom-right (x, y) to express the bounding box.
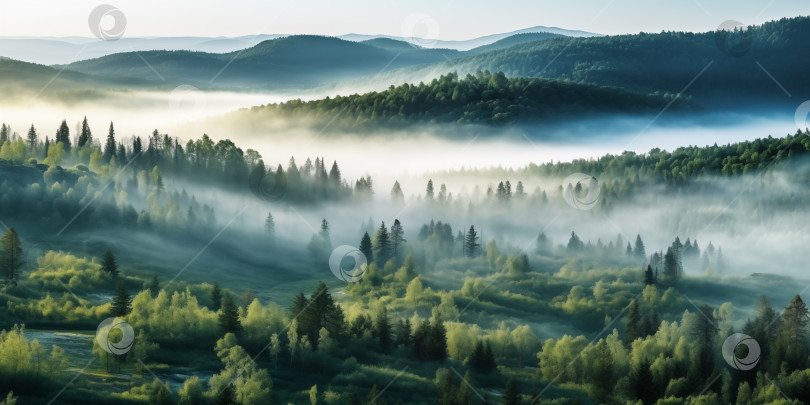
top-left (3, 0), bottom-right (808, 39)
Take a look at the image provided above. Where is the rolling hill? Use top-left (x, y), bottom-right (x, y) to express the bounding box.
top-left (0, 57), bottom-right (151, 102)
top-left (369, 16), bottom-right (810, 106)
top-left (62, 35), bottom-right (466, 90)
top-left (229, 71), bottom-right (692, 129)
top-left (0, 25), bottom-right (597, 65)
top-left (57, 31), bottom-right (575, 91)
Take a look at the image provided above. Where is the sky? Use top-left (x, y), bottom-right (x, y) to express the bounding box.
top-left (1, 0), bottom-right (808, 39)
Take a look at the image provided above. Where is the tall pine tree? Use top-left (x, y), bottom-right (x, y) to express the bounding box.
top-left (103, 122), bottom-right (116, 163)
top-left (0, 227), bottom-right (23, 282)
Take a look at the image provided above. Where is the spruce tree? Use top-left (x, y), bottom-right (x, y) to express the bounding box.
top-left (111, 281), bottom-right (132, 317)
top-left (464, 225), bottom-right (480, 257)
top-left (634, 234), bottom-right (646, 260)
top-left (0, 124), bottom-right (8, 146)
top-left (218, 295), bottom-right (242, 334)
top-left (483, 342), bottom-right (497, 372)
top-left (359, 232), bottom-right (373, 262)
top-left (210, 282), bottom-right (222, 311)
top-left (0, 227), bottom-right (23, 282)
top-left (644, 265), bottom-right (655, 285)
top-left (502, 378), bottom-right (520, 405)
top-left (426, 179), bottom-right (434, 200)
top-left (328, 161), bottom-right (341, 186)
top-left (374, 308), bottom-right (392, 352)
top-left (390, 219), bottom-right (404, 261)
top-left (264, 211), bottom-right (275, 242)
top-left (56, 119), bottom-right (71, 153)
top-left (469, 340), bottom-right (485, 371)
top-left (775, 295), bottom-right (809, 371)
top-left (101, 248), bottom-right (119, 277)
top-left (373, 222), bottom-right (391, 266)
top-left (26, 124), bottom-right (37, 151)
top-left (148, 274), bottom-right (160, 296)
top-left (78, 116), bottom-right (92, 148)
top-left (390, 181), bottom-right (404, 201)
top-left (103, 122), bottom-right (116, 163)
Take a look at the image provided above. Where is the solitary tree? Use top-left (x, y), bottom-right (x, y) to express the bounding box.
top-left (320, 219), bottom-right (330, 243)
top-left (264, 211), bottom-right (275, 243)
top-left (634, 234), bottom-right (646, 261)
top-left (464, 225), bottom-right (480, 257)
top-left (0, 227), bottom-right (23, 282)
top-left (26, 125), bottom-right (37, 151)
top-left (101, 248), bottom-right (119, 277)
top-left (111, 281), bottom-right (132, 316)
top-left (390, 219), bottom-right (405, 261)
top-left (390, 181), bottom-right (404, 202)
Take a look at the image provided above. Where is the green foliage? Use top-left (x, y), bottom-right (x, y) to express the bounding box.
top-left (0, 227), bottom-right (23, 282)
top-left (208, 333), bottom-right (272, 405)
top-left (128, 288), bottom-right (219, 347)
top-left (251, 71), bottom-right (688, 127)
top-left (28, 251), bottom-right (110, 291)
top-left (0, 324), bottom-right (68, 394)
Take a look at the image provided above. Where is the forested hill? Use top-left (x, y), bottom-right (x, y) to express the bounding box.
top-left (236, 71), bottom-right (691, 127)
top-left (373, 16), bottom-right (810, 105)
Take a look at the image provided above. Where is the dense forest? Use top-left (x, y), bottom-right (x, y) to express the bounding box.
top-left (1, 116), bottom-right (810, 403)
top-left (386, 17), bottom-right (810, 105)
top-left (241, 72), bottom-right (690, 127)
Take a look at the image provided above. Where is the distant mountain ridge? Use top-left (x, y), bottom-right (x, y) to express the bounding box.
top-left (0, 25), bottom-right (599, 65)
top-left (57, 32), bottom-right (572, 91)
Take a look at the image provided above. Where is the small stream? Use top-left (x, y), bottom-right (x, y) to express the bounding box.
top-left (25, 329), bottom-right (215, 390)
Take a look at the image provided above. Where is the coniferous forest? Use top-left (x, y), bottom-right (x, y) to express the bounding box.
top-left (2, 4), bottom-right (810, 405)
